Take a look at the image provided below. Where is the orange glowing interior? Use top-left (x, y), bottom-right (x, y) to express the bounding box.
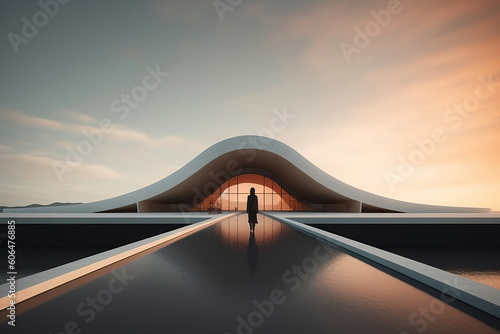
top-left (196, 174), bottom-right (312, 212)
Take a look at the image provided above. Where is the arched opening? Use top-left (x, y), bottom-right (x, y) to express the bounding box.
top-left (196, 173), bottom-right (313, 212)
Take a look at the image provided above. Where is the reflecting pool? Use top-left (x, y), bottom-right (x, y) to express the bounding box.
top-left (1, 214), bottom-right (499, 333)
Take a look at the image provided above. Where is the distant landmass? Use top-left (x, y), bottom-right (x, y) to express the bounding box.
top-left (1, 202), bottom-right (82, 213)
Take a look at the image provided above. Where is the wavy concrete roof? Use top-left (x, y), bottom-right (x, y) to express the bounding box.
top-left (5, 135), bottom-right (491, 213)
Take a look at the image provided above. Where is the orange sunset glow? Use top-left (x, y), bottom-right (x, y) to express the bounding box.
top-left (0, 0), bottom-right (498, 211)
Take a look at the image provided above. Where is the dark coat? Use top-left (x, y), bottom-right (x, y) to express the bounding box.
top-left (246, 194), bottom-right (258, 223)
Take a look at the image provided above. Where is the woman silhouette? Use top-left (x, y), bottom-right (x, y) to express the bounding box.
top-left (246, 187), bottom-right (258, 232)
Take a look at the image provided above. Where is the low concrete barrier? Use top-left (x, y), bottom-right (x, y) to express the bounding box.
top-left (265, 213), bottom-right (500, 319)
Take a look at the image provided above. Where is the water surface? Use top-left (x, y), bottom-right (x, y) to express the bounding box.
top-left (1, 214), bottom-right (498, 333)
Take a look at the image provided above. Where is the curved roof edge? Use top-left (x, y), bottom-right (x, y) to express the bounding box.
top-left (5, 135), bottom-right (491, 213)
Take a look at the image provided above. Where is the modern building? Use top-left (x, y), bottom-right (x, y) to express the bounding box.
top-left (5, 135), bottom-right (491, 214)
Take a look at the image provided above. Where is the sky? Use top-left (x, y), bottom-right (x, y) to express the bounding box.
top-left (0, 0), bottom-right (499, 211)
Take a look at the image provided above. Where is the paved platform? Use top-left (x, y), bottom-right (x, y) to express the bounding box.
top-left (0, 214), bottom-right (499, 333)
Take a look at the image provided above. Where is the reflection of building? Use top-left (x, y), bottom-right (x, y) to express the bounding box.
top-left (5, 135), bottom-right (491, 213)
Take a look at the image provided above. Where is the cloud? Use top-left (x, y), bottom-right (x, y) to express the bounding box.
top-left (266, 0), bottom-right (500, 141)
top-left (0, 148), bottom-right (130, 205)
top-left (261, 0), bottom-right (500, 210)
top-left (0, 151), bottom-right (124, 182)
top-left (1, 106), bottom-right (201, 152)
top-left (62, 110), bottom-right (98, 124)
top-left (0, 104), bottom-right (207, 205)
top-left (1, 0), bottom-right (498, 210)
top-left (1, 107), bottom-right (99, 135)
top-left (3, 109), bottom-right (66, 131)
top-left (0, 144), bottom-right (14, 153)
top-left (265, 0), bottom-right (500, 105)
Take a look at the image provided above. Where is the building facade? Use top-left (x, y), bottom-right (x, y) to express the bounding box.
top-left (4, 136), bottom-right (491, 214)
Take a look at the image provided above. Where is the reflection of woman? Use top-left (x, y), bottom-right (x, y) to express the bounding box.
top-left (247, 232), bottom-right (258, 275)
top-left (246, 187), bottom-right (258, 232)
